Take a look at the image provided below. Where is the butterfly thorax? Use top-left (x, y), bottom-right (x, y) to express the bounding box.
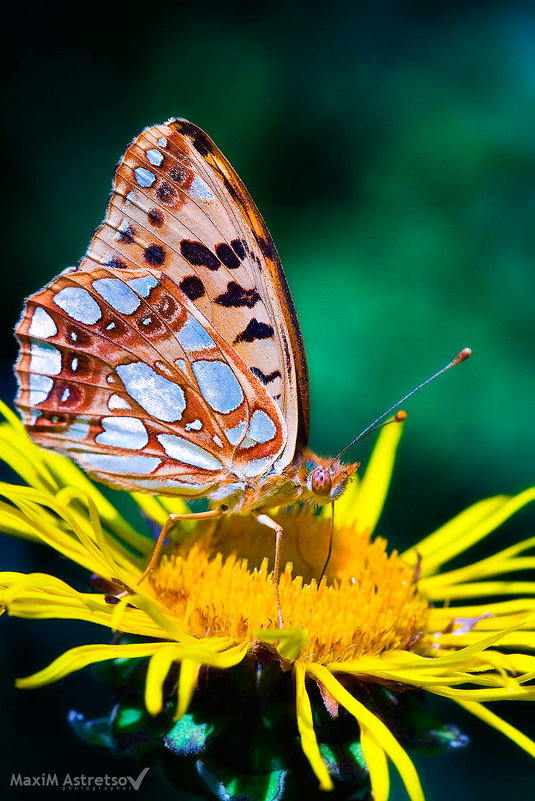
top-left (210, 449), bottom-right (360, 514)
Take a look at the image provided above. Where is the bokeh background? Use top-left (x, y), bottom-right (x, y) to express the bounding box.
top-left (1, 1), bottom-right (534, 799)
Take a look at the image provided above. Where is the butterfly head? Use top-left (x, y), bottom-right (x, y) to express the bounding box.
top-left (303, 452), bottom-right (360, 505)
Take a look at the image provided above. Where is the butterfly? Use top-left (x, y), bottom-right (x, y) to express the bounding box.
top-left (14, 118), bottom-right (360, 623)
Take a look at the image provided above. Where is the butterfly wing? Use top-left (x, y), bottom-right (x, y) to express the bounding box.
top-left (15, 119), bottom-right (309, 493)
top-left (15, 266), bottom-right (286, 495)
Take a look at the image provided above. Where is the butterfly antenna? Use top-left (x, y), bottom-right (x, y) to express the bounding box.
top-left (330, 347), bottom-right (471, 467)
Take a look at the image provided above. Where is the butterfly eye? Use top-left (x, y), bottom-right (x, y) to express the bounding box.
top-left (308, 466), bottom-right (332, 496)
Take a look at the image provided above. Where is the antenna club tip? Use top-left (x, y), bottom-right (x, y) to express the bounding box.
top-left (453, 347), bottom-right (472, 365)
top-left (395, 410), bottom-right (407, 422)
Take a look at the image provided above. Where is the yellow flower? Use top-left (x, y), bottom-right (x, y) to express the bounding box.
top-left (1, 398), bottom-right (534, 801)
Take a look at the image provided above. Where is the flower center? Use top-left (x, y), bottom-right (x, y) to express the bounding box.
top-left (149, 507), bottom-right (430, 662)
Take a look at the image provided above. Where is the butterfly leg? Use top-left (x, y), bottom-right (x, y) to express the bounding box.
top-left (138, 509), bottom-right (225, 585)
top-left (255, 513), bottom-right (284, 628)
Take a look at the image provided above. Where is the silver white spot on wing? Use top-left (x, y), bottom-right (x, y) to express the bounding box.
top-left (134, 478), bottom-right (207, 494)
top-left (28, 374), bottom-right (53, 406)
top-left (67, 420), bottom-right (90, 441)
top-left (213, 435), bottom-right (223, 448)
top-left (29, 307), bottom-right (57, 339)
top-left (96, 417), bottom-right (149, 449)
top-left (83, 452), bottom-right (161, 474)
top-left (244, 410), bottom-right (276, 444)
top-left (174, 359), bottom-right (186, 372)
top-left (242, 456), bottom-right (273, 478)
top-left (71, 357), bottom-right (79, 371)
top-left (185, 419), bottom-right (202, 432)
top-left (126, 190), bottom-right (137, 204)
top-left (158, 137), bottom-right (168, 148)
top-left (30, 342), bottom-right (62, 375)
top-left (128, 275), bottom-right (158, 298)
top-left (176, 315), bottom-right (216, 352)
top-left (189, 175), bottom-right (214, 202)
top-left (134, 167), bottom-right (156, 187)
top-left (116, 362), bottom-right (186, 422)
top-left (191, 360), bottom-right (243, 414)
top-left (226, 420), bottom-right (246, 445)
top-left (61, 387), bottom-right (70, 402)
top-left (53, 287), bottom-right (102, 324)
top-left (108, 393), bottom-right (132, 411)
top-left (92, 278), bottom-right (141, 315)
top-left (146, 148), bottom-right (164, 166)
top-left (157, 434), bottom-right (223, 471)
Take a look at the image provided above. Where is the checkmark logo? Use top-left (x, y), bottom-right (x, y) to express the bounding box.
top-left (127, 768), bottom-right (149, 790)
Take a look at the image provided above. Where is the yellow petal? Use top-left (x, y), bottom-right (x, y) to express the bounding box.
top-left (145, 645), bottom-right (180, 716)
top-left (0, 418), bottom-right (58, 491)
top-left (255, 627), bottom-right (309, 660)
top-left (127, 593), bottom-right (197, 644)
top-left (422, 555), bottom-right (535, 591)
top-left (335, 418), bottom-right (404, 532)
top-left (431, 685), bottom-right (535, 701)
top-left (404, 488), bottom-right (535, 576)
top-left (45, 452), bottom-right (149, 554)
top-left (156, 495), bottom-right (192, 518)
top-left (456, 700), bottom-right (535, 759)
top-left (422, 580), bottom-right (535, 601)
top-left (176, 658), bottom-right (200, 720)
top-left (294, 662), bottom-right (334, 791)
top-left (360, 726), bottom-right (390, 801)
top-left (0, 406), bottom-right (150, 557)
top-left (308, 664), bottom-right (425, 801)
top-left (0, 400), bottom-right (25, 431)
top-left (16, 642), bottom-right (166, 688)
top-left (427, 598), bottom-right (535, 626)
top-left (130, 493), bottom-right (169, 526)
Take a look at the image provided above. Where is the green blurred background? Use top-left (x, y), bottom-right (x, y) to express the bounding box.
top-left (1, 1), bottom-right (534, 799)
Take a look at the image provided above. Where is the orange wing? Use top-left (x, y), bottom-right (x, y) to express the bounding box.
top-left (84, 119), bottom-right (309, 464)
top-left (14, 119), bottom-right (309, 493)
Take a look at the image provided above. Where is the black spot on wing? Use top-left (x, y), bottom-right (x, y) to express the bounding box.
top-left (250, 367), bottom-right (282, 385)
top-left (215, 281), bottom-right (260, 309)
top-left (215, 242), bottom-right (241, 269)
top-left (144, 244), bottom-right (166, 266)
top-left (180, 240), bottom-right (220, 271)
top-left (107, 257), bottom-right (127, 270)
top-left (148, 208), bottom-right (164, 227)
top-left (180, 275), bottom-right (205, 301)
top-left (233, 318), bottom-right (274, 344)
top-left (156, 181), bottom-right (177, 205)
top-left (231, 238), bottom-right (246, 260)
